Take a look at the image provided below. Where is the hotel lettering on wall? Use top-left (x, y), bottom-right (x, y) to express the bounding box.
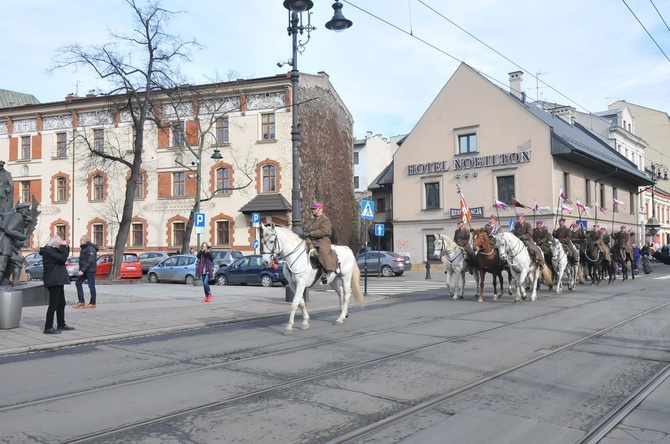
top-left (406, 150), bottom-right (532, 175)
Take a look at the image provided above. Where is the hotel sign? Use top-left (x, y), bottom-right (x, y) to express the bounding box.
top-left (407, 150), bottom-right (532, 175)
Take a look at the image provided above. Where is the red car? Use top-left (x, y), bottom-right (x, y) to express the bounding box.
top-left (95, 253), bottom-right (143, 279)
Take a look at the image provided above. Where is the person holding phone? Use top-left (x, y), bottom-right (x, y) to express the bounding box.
top-left (41, 235), bottom-right (74, 334)
top-left (196, 242), bottom-right (215, 302)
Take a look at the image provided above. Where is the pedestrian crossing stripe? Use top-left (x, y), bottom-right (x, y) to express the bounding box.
top-left (361, 201), bottom-right (374, 219)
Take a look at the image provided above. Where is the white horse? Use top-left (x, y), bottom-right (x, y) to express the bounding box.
top-left (550, 238), bottom-right (577, 294)
top-left (260, 223), bottom-right (364, 335)
top-left (495, 232), bottom-right (542, 302)
top-left (433, 233), bottom-right (473, 300)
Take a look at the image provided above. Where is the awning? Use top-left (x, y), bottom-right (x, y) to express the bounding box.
top-left (239, 193), bottom-right (291, 214)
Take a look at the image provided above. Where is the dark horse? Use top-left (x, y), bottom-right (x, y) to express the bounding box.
top-left (471, 229), bottom-right (512, 302)
top-left (611, 240), bottom-right (635, 281)
top-left (582, 236), bottom-right (615, 284)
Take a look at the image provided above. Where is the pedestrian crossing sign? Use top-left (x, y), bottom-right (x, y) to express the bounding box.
top-left (361, 200), bottom-right (374, 220)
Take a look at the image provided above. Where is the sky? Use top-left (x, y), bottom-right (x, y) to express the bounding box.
top-left (2, 0), bottom-right (669, 140)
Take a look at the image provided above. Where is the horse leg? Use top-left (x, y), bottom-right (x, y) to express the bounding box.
top-left (478, 273), bottom-right (484, 302)
top-left (530, 269), bottom-right (539, 302)
top-left (446, 270), bottom-right (456, 298)
top-left (333, 279), bottom-right (350, 326)
top-left (457, 271), bottom-right (466, 299)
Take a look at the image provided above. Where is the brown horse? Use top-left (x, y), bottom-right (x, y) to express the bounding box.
top-left (471, 228), bottom-right (512, 302)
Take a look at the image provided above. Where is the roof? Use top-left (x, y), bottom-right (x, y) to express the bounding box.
top-left (368, 161), bottom-right (394, 190)
top-left (523, 103), bottom-right (652, 186)
top-left (0, 89), bottom-right (40, 108)
top-left (238, 193), bottom-right (291, 214)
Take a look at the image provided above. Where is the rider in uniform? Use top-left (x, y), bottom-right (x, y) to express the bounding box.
top-left (512, 214), bottom-right (546, 269)
top-left (570, 222), bottom-right (586, 254)
top-left (532, 220), bottom-right (552, 262)
top-left (453, 219), bottom-right (475, 270)
top-left (599, 227), bottom-right (612, 262)
top-left (483, 214), bottom-right (499, 246)
top-left (552, 217), bottom-right (579, 263)
top-left (611, 224), bottom-right (632, 258)
top-left (301, 202), bottom-right (339, 284)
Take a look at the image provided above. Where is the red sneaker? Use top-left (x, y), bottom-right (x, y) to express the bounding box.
top-left (205, 294), bottom-right (213, 302)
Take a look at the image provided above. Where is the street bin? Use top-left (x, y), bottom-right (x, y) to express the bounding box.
top-left (0, 290), bottom-right (22, 329)
top-left (285, 286), bottom-right (309, 303)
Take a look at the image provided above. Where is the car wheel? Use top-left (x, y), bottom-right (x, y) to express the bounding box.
top-left (381, 265), bottom-right (393, 277)
top-left (148, 273), bottom-right (159, 283)
top-left (185, 275), bottom-right (195, 285)
top-left (26, 271), bottom-right (32, 280)
top-left (217, 274), bottom-right (228, 286)
top-left (260, 275), bottom-right (273, 287)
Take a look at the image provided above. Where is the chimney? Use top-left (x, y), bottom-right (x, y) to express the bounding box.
top-left (365, 131), bottom-right (372, 139)
top-left (86, 89), bottom-right (97, 98)
top-left (509, 71), bottom-right (524, 101)
top-left (65, 93), bottom-right (78, 102)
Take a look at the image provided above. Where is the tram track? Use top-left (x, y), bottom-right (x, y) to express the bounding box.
top-left (2, 285), bottom-right (666, 443)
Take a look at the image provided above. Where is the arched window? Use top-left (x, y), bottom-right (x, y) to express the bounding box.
top-left (93, 175), bottom-right (105, 200)
top-left (56, 177), bottom-right (67, 202)
top-left (217, 167), bottom-right (230, 195)
top-left (262, 165), bottom-right (276, 192)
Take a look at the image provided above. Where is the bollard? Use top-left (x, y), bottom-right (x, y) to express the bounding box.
top-left (425, 261), bottom-right (431, 280)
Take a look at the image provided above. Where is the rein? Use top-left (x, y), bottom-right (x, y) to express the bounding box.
top-left (436, 237), bottom-right (465, 268)
top-left (263, 230), bottom-right (311, 274)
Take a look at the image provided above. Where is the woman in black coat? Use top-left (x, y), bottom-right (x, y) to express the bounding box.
top-left (40, 235), bottom-right (74, 334)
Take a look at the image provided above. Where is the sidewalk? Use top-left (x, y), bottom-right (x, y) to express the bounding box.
top-left (0, 281), bottom-right (378, 357)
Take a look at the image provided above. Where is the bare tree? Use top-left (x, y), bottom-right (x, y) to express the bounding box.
top-left (50, 0), bottom-right (198, 278)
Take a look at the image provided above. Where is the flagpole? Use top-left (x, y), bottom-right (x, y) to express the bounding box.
top-left (594, 204), bottom-right (599, 226)
top-left (611, 203), bottom-right (615, 233)
top-left (554, 194), bottom-right (561, 229)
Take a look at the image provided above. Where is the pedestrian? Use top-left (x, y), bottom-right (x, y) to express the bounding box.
top-left (40, 235), bottom-right (74, 334)
top-left (649, 243), bottom-right (670, 265)
top-left (632, 243), bottom-right (640, 274)
top-left (196, 242), bottom-right (214, 302)
top-left (74, 235), bottom-right (98, 309)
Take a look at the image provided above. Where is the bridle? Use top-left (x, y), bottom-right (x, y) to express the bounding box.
top-left (498, 234), bottom-right (525, 268)
top-left (435, 236), bottom-right (465, 267)
top-left (473, 231), bottom-right (495, 256)
top-left (260, 226), bottom-right (311, 273)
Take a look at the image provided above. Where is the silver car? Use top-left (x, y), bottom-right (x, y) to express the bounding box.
top-left (138, 251), bottom-right (170, 274)
top-left (356, 251), bottom-right (412, 277)
top-left (147, 254), bottom-right (197, 285)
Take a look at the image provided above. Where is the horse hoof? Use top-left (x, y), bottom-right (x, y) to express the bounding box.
top-left (283, 329), bottom-right (293, 336)
top-left (478, 299), bottom-right (483, 303)
top-left (459, 296), bottom-right (464, 299)
top-left (333, 320), bottom-right (344, 326)
top-left (301, 324), bottom-right (310, 330)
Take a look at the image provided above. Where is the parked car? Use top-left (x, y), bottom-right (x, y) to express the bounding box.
top-left (137, 251), bottom-right (170, 274)
top-left (356, 251), bottom-right (412, 277)
top-left (25, 260), bottom-right (44, 280)
top-left (23, 252), bottom-right (42, 266)
top-left (147, 254), bottom-right (197, 284)
top-left (215, 255), bottom-right (287, 287)
top-left (211, 249), bottom-right (244, 269)
top-left (95, 253), bottom-right (143, 279)
top-left (65, 256), bottom-right (80, 279)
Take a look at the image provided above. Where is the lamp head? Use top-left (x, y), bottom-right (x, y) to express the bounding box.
top-left (211, 148), bottom-right (223, 160)
top-left (325, 1), bottom-right (352, 32)
top-left (283, 0), bottom-right (313, 12)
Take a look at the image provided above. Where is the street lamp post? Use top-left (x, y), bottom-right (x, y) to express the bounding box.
top-left (644, 162), bottom-right (668, 243)
top-left (283, 0), bottom-right (352, 233)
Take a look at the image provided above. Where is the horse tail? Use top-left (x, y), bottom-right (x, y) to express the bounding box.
top-left (351, 261), bottom-right (365, 308)
top-left (542, 266), bottom-right (553, 287)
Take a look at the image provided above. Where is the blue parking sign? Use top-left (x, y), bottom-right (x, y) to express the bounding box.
top-left (252, 212), bottom-right (260, 227)
top-left (194, 212), bottom-right (206, 228)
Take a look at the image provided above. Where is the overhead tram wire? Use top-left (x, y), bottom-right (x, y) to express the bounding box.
top-left (650, 0), bottom-right (670, 33)
top-left (621, 0), bottom-right (670, 62)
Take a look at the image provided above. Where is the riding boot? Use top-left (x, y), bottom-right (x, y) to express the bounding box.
top-left (321, 273), bottom-right (328, 284)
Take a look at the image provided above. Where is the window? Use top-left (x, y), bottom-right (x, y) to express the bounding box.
top-left (613, 187), bottom-right (618, 213)
top-left (585, 179), bottom-right (591, 206)
top-left (172, 122), bottom-right (185, 147)
top-left (173, 221), bottom-right (185, 246)
top-left (216, 220), bottom-right (230, 246)
top-left (56, 177), bottom-right (67, 202)
top-left (94, 129), bottom-right (104, 153)
top-left (354, 176), bottom-right (359, 189)
top-left (425, 182), bottom-right (440, 209)
top-left (563, 172), bottom-right (570, 200)
top-left (57, 133), bottom-right (67, 157)
top-left (21, 181), bottom-right (31, 203)
top-left (458, 134), bottom-right (477, 154)
top-left (131, 222), bottom-right (144, 247)
top-left (426, 234), bottom-right (437, 261)
top-left (496, 175), bottom-right (515, 205)
top-left (262, 165), bottom-right (276, 192)
top-left (600, 183), bottom-right (605, 208)
top-left (629, 191), bottom-right (634, 215)
top-left (92, 224), bottom-right (103, 247)
top-left (377, 197), bottom-right (386, 213)
top-left (21, 136), bottom-right (31, 159)
top-left (216, 167), bottom-right (230, 195)
top-left (261, 113), bottom-right (275, 140)
top-left (134, 173), bottom-right (145, 199)
top-left (173, 172), bottom-right (185, 196)
top-left (55, 225), bottom-right (66, 241)
top-left (93, 175), bottom-right (105, 200)
top-left (216, 117), bottom-right (229, 144)
top-left (353, 152), bottom-right (359, 164)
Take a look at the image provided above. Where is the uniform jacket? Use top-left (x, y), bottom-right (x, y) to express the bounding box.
top-left (533, 227), bottom-right (552, 251)
top-left (611, 230), bottom-right (631, 247)
top-left (484, 223), bottom-right (499, 237)
top-left (40, 244), bottom-right (70, 288)
top-left (553, 225), bottom-right (571, 242)
top-left (453, 227), bottom-right (471, 247)
top-left (512, 221), bottom-right (533, 241)
top-left (78, 241), bottom-right (99, 274)
top-left (305, 214), bottom-right (332, 248)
